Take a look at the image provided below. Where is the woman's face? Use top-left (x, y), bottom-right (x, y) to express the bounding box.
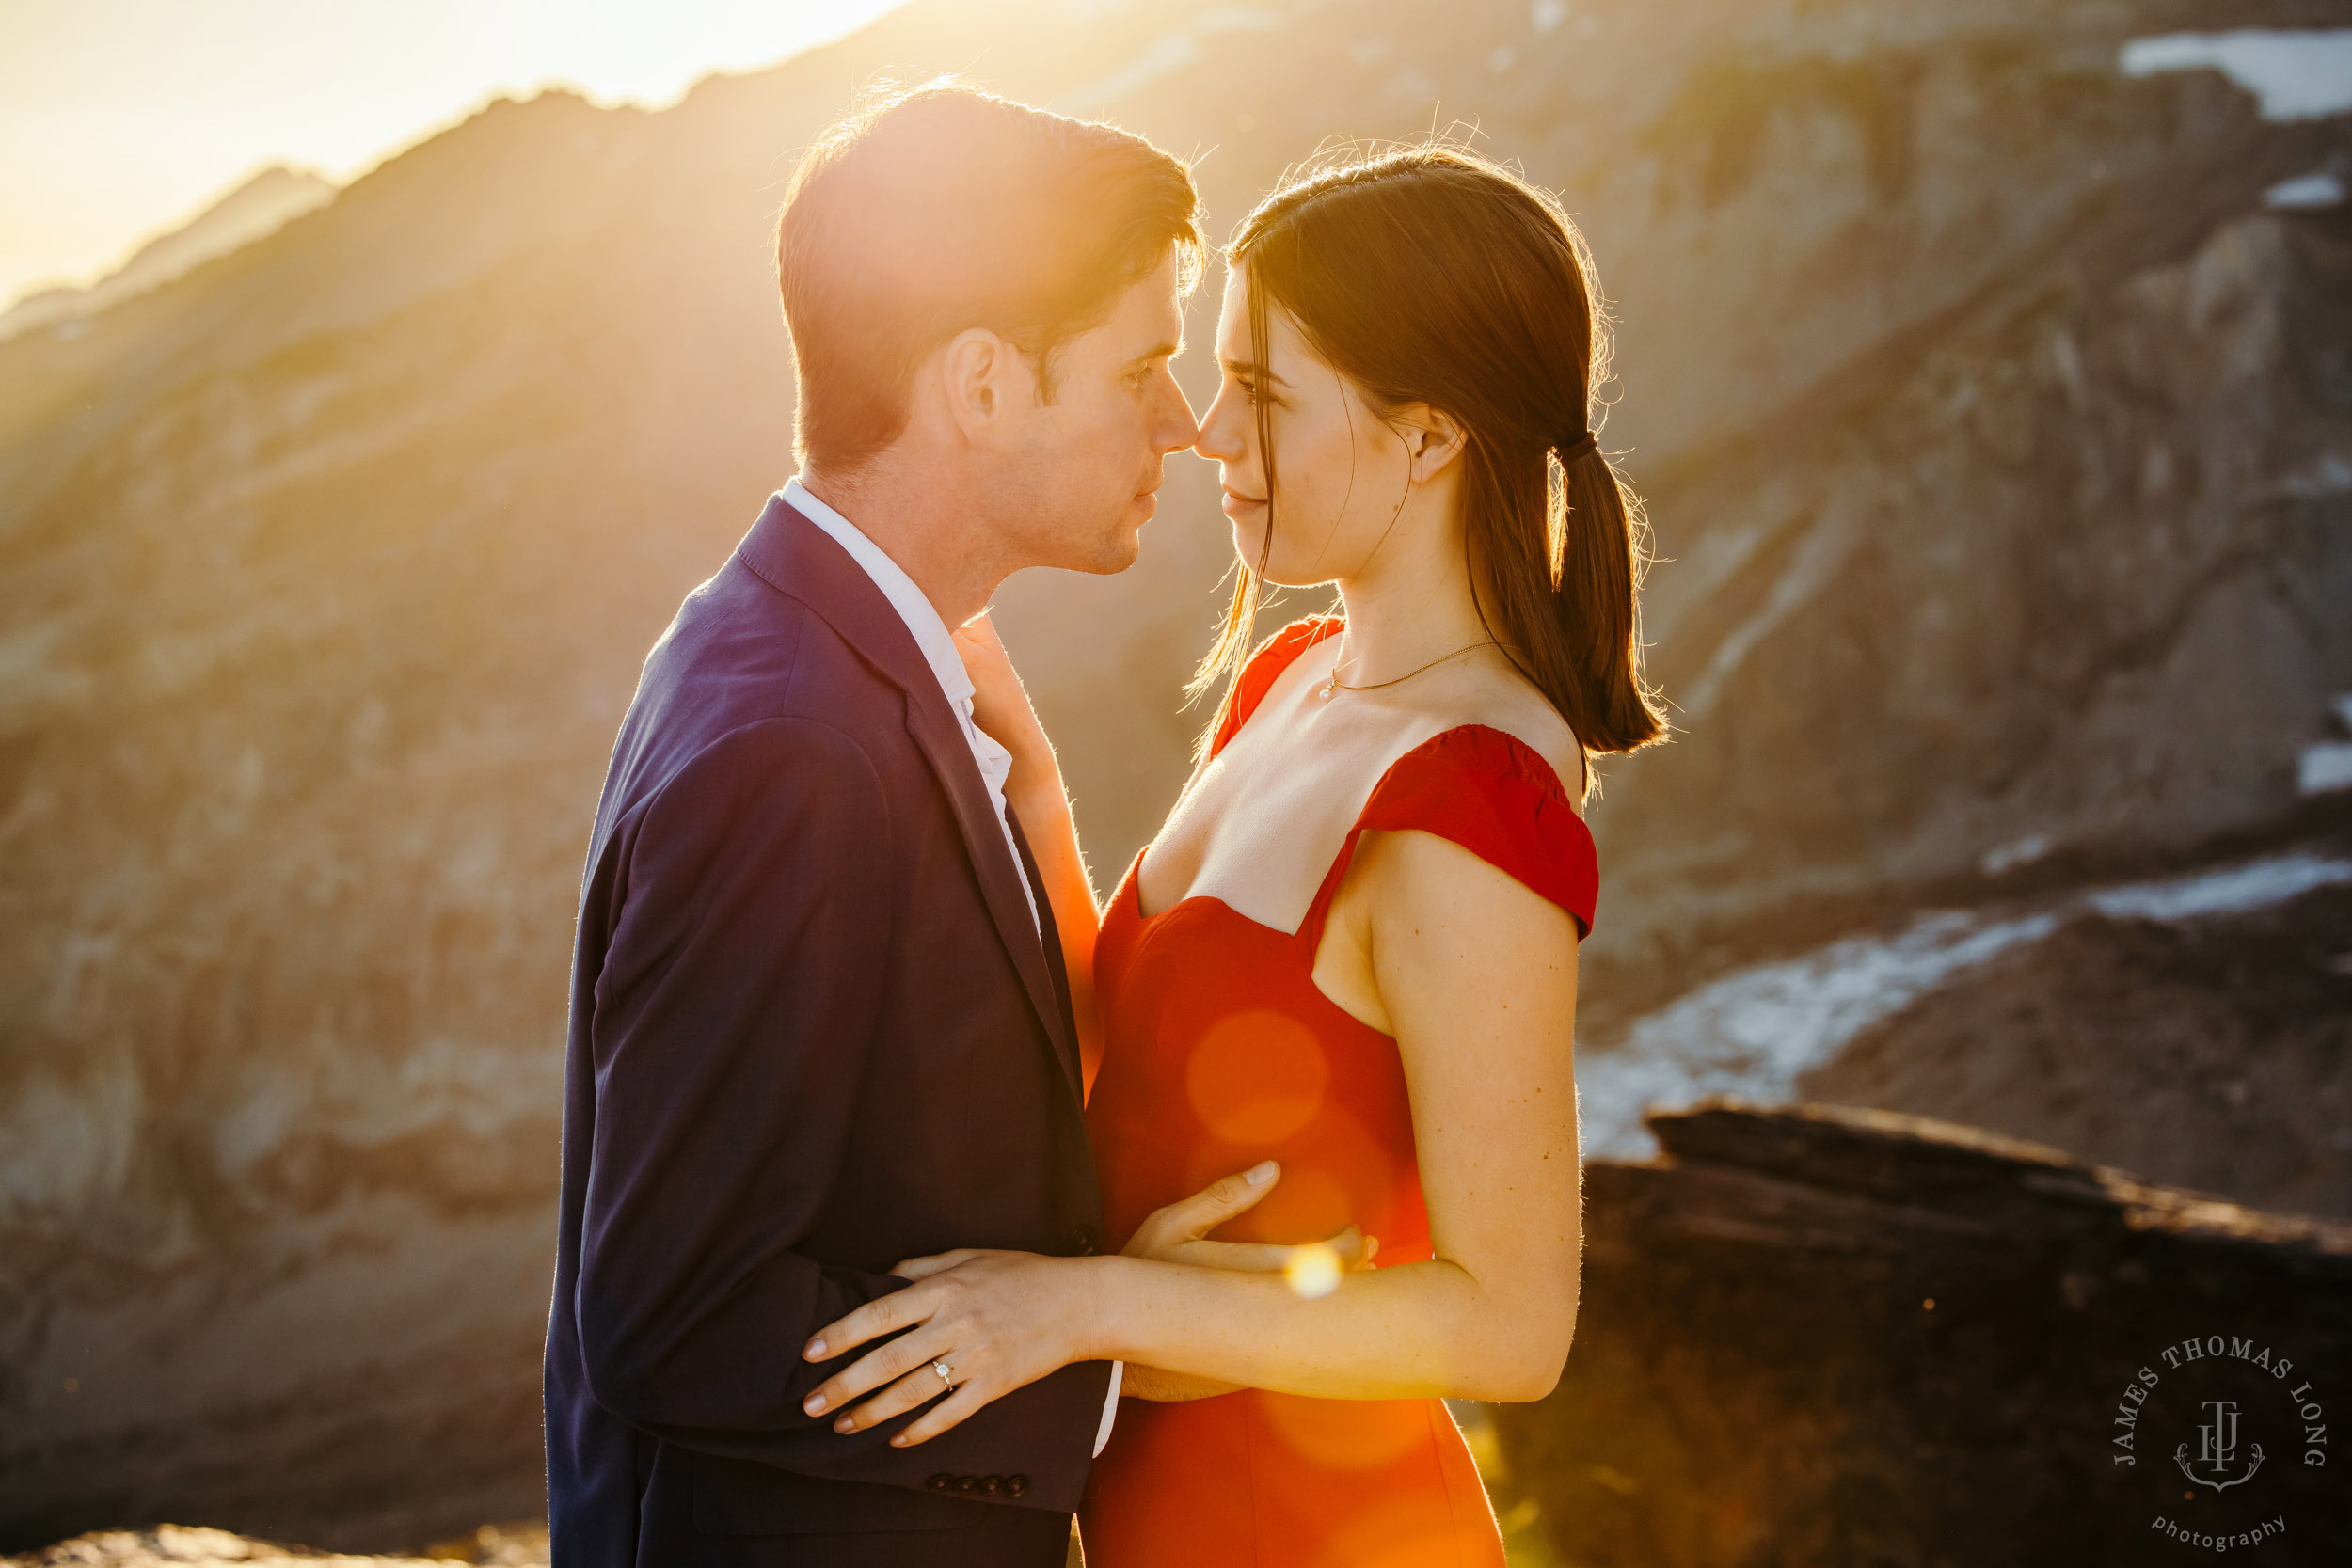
top-left (1194, 267), bottom-right (1416, 588)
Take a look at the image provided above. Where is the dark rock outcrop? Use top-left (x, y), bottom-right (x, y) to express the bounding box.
top-left (1494, 1099), bottom-right (2352, 1565)
top-left (1800, 876), bottom-right (2352, 1220)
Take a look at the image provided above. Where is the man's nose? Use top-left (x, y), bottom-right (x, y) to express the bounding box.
top-left (1156, 380), bottom-right (1201, 454)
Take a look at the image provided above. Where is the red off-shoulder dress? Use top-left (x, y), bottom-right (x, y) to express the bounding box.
top-left (1079, 618), bottom-right (1598, 1568)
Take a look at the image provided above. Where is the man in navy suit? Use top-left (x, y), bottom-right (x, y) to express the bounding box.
top-left (545, 84), bottom-right (1205, 1565)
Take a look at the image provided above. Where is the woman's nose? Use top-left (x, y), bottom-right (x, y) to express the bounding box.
top-left (1194, 391), bottom-right (1246, 462)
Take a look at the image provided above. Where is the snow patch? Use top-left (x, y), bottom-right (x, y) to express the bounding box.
top-left (2121, 30), bottom-right (2352, 122)
top-left (2087, 851), bottom-right (2352, 921)
top-left (1580, 912), bottom-right (2058, 1159)
top-left (1981, 832), bottom-right (2052, 877)
top-left (2266, 170), bottom-right (2346, 209)
top-left (2297, 744), bottom-right (2352, 798)
top-left (1581, 850), bottom-right (2352, 1160)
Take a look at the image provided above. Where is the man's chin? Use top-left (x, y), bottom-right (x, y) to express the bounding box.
top-left (1080, 529), bottom-right (1145, 576)
top-left (1054, 514), bottom-right (1146, 576)
top-left (1024, 507), bottom-right (1148, 577)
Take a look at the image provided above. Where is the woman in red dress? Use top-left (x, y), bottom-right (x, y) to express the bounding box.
top-left (803, 145), bottom-right (1667, 1566)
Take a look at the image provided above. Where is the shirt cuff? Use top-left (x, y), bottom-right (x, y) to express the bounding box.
top-left (1092, 1361), bottom-right (1123, 1457)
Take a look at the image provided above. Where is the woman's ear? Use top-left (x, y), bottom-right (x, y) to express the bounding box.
top-left (1394, 404), bottom-right (1468, 483)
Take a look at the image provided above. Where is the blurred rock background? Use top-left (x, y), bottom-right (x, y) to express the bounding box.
top-left (1492, 1100), bottom-right (2352, 1565)
top-left (2, 1525), bottom-right (549, 1568)
top-left (2, 0), bottom-right (2347, 1554)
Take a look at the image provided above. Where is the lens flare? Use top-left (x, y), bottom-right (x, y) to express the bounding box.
top-left (1284, 1243), bottom-right (1343, 1300)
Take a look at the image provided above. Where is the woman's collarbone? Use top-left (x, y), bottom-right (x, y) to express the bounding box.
top-left (1154, 759), bottom-right (1386, 928)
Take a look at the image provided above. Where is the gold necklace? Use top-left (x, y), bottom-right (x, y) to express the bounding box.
top-left (1317, 639), bottom-right (1500, 701)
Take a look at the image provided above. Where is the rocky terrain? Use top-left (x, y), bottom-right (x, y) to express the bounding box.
top-left (1573, 832), bottom-right (2352, 1212)
top-left (1800, 863), bottom-right (2352, 1220)
top-left (3, 1526), bottom-right (548, 1568)
top-left (18, 1101), bottom-right (2348, 1566)
top-left (1492, 1099), bottom-right (2352, 1565)
top-left (0, 167), bottom-right (336, 345)
top-left (2, 0), bottom-right (2347, 1550)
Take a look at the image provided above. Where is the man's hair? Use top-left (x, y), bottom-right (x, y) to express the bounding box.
top-left (775, 80), bottom-right (1206, 474)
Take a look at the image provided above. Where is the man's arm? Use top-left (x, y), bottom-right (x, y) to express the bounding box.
top-left (573, 717), bottom-right (1108, 1501)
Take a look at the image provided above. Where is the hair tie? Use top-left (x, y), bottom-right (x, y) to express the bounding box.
top-left (1553, 429), bottom-right (1597, 464)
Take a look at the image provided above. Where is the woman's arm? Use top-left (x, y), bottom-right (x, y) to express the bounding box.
top-left (953, 614), bottom-right (1104, 1085)
top-left (801, 829), bottom-right (1583, 1442)
top-left (1094, 826), bottom-right (1581, 1399)
top-left (881, 1169), bottom-right (1378, 1407)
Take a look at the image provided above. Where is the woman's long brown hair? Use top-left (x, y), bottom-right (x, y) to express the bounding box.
top-left (1192, 146), bottom-right (1667, 792)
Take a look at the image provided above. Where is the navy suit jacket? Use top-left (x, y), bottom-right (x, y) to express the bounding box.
top-left (545, 495), bottom-right (1113, 1565)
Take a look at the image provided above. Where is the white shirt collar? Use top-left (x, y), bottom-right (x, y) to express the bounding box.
top-left (783, 476), bottom-right (976, 713)
top-left (780, 477), bottom-right (1034, 931)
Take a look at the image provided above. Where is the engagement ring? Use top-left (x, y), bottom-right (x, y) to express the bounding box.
top-left (932, 1359), bottom-right (957, 1391)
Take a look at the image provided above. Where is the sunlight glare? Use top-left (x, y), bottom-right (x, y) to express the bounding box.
top-left (0, 0), bottom-right (905, 307)
top-left (1285, 1243), bottom-right (1343, 1300)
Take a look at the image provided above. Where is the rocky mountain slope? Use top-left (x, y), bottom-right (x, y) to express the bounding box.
top-left (0, 168), bottom-right (336, 344)
top-left (2, 0), bottom-right (2347, 1548)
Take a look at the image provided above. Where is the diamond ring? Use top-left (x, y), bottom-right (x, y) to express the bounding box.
top-left (932, 1359), bottom-right (957, 1391)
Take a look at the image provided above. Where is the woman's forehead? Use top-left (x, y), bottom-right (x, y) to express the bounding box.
top-left (1214, 270), bottom-right (1251, 346)
top-left (1215, 270), bottom-right (1312, 369)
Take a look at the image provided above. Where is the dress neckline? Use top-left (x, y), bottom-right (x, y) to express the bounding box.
top-left (1132, 616), bottom-right (1585, 946)
top-left (1127, 721), bottom-right (1576, 934)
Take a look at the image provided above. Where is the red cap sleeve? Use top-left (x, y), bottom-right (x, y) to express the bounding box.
top-left (1304, 726), bottom-right (1598, 947)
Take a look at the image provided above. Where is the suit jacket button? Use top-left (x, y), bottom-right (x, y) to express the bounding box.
top-left (1006, 1474), bottom-right (1030, 1497)
top-left (954, 1475), bottom-right (978, 1493)
top-left (981, 1475), bottom-right (1005, 1496)
top-left (1066, 1225), bottom-right (1099, 1256)
top-left (927, 1473), bottom-right (953, 1492)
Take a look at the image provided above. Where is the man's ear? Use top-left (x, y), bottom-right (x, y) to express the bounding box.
top-left (941, 328), bottom-right (1032, 444)
top-left (1393, 403), bottom-right (1468, 483)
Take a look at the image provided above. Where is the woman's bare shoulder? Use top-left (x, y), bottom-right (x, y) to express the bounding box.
top-left (1407, 661), bottom-right (1586, 809)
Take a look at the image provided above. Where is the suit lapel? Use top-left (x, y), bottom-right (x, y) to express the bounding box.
top-left (735, 495), bottom-right (1081, 1101)
top-left (897, 692), bottom-right (1083, 1100)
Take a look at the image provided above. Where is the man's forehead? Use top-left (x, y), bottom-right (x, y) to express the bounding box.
top-left (1126, 252), bottom-right (1184, 318)
top-left (1136, 280), bottom-right (1183, 334)
top-left (1100, 263), bottom-right (1184, 348)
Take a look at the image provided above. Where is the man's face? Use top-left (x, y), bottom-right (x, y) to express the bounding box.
top-left (993, 251), bottom-right (1198, 575)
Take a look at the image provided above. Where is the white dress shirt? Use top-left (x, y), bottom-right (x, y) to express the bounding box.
top-left (782, 478), bottom-right (1123, 1455)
